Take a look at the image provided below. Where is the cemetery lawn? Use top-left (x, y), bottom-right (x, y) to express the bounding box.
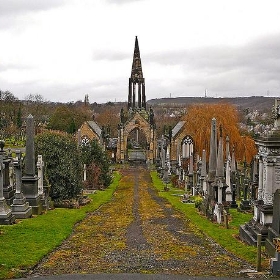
top-left (150, 171), bottom-right (269, 268)
top-left (0, 172), bottom-right (121, 280)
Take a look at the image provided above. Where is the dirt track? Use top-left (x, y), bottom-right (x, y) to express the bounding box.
top-left (30, 166), bottom-right (253, 277)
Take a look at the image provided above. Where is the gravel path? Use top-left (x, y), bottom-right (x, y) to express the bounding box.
top-left (30, 166), bottom-right (255, 278)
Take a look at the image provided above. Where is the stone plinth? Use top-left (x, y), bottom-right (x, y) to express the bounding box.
top-left (3, 185), bottom-right (15, 206)
top-left (22, 175), bottom-right (42, 215)
top-left (3, 157), bottom-right (15, 205)
top-left (0, 198), bottom-right (15, 225)
top-left (240, 204), bottom-right (273, 246)
top-left (11, 192), bottom-right (32, 219)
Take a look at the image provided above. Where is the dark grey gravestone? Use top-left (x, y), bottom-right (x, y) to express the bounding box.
top-left (11, 150), bottom-right (32, 219)
top-left (266, 189), bottom-right (280, 257)
top-left (22, 115), bottom-right (42, 215)
top-left (0, 154), bottom-right (15, 224)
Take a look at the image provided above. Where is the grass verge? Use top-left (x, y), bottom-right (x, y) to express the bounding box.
top-left (150, 170), bottom-right (268, 267)
top-left (0, 172), bottom-right (121, 279)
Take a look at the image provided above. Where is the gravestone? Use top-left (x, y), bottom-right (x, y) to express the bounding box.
top-left (37, 155), bottom-right (49, 211)
top-left (266, 189), bottom-right (280, 256)
top-left (0, 154), bottom-right (15, 224)
top-left (0, 142), bottom-right (15, 206)
top-left (22, 114), bottom-right (42, 215)
top-left (240, 99), bottom-right (280, 246)
top-left (11, 151), bottom-right (32, 219)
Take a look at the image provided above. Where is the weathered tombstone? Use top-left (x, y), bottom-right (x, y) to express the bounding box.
top-left (0, 153), bottom-right (15, 224)
top-left (37, 155), bottom-right (49, 211)
top-left (230, 147), bottom-right (238, 208)
top-left (22, 114), bottom-right (42, 215)
top-left (163, 163), bottom-right (169, 191)
top-left (225, 158), bottom-right (232, 202)
top-left (11, 150), bottom-right (32, 219)
top-left (0, 142), bottom-right (15, 205)
top-left (240, 99), bottom-right (280, 246)
top-left (266, 189), bottom-right (280, 257)
top-left (240, 174), bottom-right (251, 211)
top-left (37, 155), bottom-right (44, 196)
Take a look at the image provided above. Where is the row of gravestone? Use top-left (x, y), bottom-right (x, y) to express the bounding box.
top-left (0, 114), bottom-right (47, 225)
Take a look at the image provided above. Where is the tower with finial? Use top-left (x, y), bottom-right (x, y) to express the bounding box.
top-left (116, 37), bottom-right (156, 163)
top-left (128, 36), bottom-right (146, 110)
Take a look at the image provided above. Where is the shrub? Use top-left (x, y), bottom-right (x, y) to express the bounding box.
top-left (35, 132), bottom-right (83, 201)
top-left (81, 139), bottom-right (111, 189)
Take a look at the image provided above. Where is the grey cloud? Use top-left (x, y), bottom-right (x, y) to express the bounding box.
top-left (0, 63), bottom-right (34, 73)
top-left (0, 0), bottom-right (66, 16)
top-left (92, 50), bottom-right (129, 61)
top-left (105, 0), bottom-right (144, 4)
top-left (145, 33), bottom-right (280, 97)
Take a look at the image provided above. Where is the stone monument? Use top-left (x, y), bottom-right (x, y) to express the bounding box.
top-left (240, 98), bottom-right (280, 245)
top-left (22, 114), bottom-right (42, 215)
top-left (0, 150), bottom-right (15, 225)
top-left (11, 150), bottom-right (32, 218)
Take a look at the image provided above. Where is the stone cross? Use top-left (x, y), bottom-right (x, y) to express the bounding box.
top-left (36, 155), bottom-right (44, 196)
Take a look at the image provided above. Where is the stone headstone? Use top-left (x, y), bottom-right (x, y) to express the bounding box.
top-left (36, 155), bottom-right (44, 196)
top-left (11, 150), bottom-right (32, 219)
top-left (208, 118), bottom-right (217, 181)
top-left (0, 154), bottom-right (15, 224)
top-left (22, 114), bottom-right (42, 215)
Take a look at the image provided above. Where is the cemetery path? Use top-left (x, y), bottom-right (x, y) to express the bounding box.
top-left (30, 166), bottom-right (254, 277)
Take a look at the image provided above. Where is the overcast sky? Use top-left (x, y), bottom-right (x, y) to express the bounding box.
top-left (0, 0), bottom-right (280, 103)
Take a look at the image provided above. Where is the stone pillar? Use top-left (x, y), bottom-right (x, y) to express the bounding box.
top-left (0, 144), bottom-right (15, 206)
top-left (138, 83), bottom-right (142, 108)
top-left (128, 78), bottom-right (132, 108)
top-left (132, 83), bottom-right (135, 108)
top-left (225, 160), bottom-right (232, 202)
top-left (37, 155), bottom-right (44, 196)
top-left (11, 150), bottom-right (32, 219)
top-left (22, 114), bottom-right (42, 215)
top-left (0, 153), bottom-right (15, 224)
top-left (217, 180), bottom-right (223, 204)
top-left (209, 118), bottom-right (217, 181)
top-left (142, 82), bottom-right (146, 109)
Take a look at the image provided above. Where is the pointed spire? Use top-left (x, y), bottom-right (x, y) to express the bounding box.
top-left (128, 36), bottom-right (146, 110)
top-left (131, 36), bottom-right (143, 80)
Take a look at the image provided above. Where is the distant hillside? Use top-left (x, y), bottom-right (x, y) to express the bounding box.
top-left (147, 96), bottom-right (275, 112)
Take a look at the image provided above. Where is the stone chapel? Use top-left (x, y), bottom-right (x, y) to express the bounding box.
top-left (116, 37), bottom-right (157, 163)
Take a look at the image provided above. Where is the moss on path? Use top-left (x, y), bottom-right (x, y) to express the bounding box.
top-left (31, 166), bottom-right (253, 277)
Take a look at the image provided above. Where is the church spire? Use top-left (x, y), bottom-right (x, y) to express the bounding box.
top-left (131, 36), bottom-right (143, 79)
top-left (128, 36), bottom-right (146, 110)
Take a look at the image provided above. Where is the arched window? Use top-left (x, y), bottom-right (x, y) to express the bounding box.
top-left (181, 136), bottom-right (194, 159)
